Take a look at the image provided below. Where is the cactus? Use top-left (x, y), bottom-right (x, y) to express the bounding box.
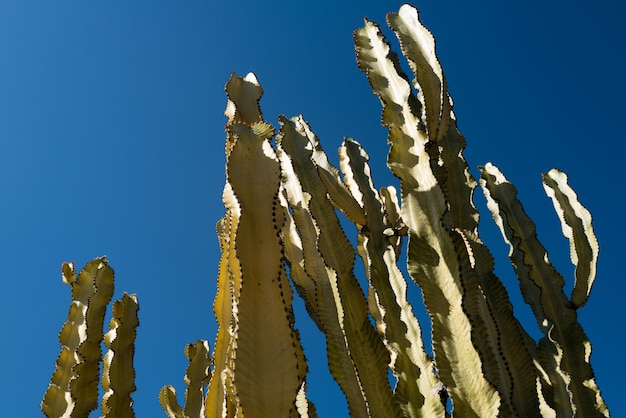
top-left (42, 258), bottom-right (139, 418)
top-left (196, 4), bottom-right (608, 416)
top-left (42, 4), bottom-right (610, 417)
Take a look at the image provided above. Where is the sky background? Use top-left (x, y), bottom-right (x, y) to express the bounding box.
top-left (1, 1), bottom-right (624, 416)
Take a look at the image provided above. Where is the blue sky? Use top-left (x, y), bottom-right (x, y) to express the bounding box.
top-left (1, 1), bottom-right (624, 416)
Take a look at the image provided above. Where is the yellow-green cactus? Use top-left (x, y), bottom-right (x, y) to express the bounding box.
top-left (199, 4), bottom-right (608, 416)
top-left (42, 258), bottom-right (139, 418)
top-left (42, 4), bottom-right (610, 417)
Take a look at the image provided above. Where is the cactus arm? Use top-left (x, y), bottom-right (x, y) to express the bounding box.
top-left (160, 340), bottom-right (212, 417)
top-left (354, 18), bottom-right (501, 417)
top-left (340, 138), bottom-right (446, 417)
top-left (453, 228), bottom-right (543, 416)
top-left (71, 259), bottom-right (116, 417)
top-left (281, 160), bottom-right (368, 416)
top-left (317, 166), bottom-right (367, 226)
top-left (479, 163), bottom-right (572, 417)
top-left (42, 257), bottom-right (115, 418)
top-left (159, 386), bottom-right (185, 418)
top-left (42, 262), bottom-right (79, 418)
top-left (479, 162), bottom-right (609, 417)
top-left (386, 4), bottom-right (452, 145)
top-left (180, 340), bottom-right (212, 418)
top-left (386, 12), bottom-right (532, 414)
top-left (479, 162), bottom-right (569, 323)
top-left (101, 292), bottom-right (139, 417)
top-left (300, 127), bottom-right (367, 227)
top-left (542, 169), bottom-right (599, 308)
top-left (280, 191), bottom-right (324, 330)
top-left (386, 13), bottom-right (539, 413)
top-left (278, 115), bottom-right (403, 418)
top-left (277, 116), bottom-right (372, 417)
top-left (479, 165), bottom-right (549, 331)
top-left (280, 140), bottom-right (369, 417)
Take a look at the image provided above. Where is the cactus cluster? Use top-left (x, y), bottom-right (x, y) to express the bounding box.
top-left (42, 4), bottom-right (609, 417)
top-left (42, 258), bottom-right (139, 417)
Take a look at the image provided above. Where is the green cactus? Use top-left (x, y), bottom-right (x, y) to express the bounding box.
top-left (42, 4), bottom-right (609, 417)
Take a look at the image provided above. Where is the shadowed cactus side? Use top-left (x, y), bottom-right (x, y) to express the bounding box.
top-left (42, 4), bottom-right (610, 417)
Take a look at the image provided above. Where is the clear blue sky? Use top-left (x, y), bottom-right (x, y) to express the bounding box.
top-left (1, 1), bottom-right (624, 416)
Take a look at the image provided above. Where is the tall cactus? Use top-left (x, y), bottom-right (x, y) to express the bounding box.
top-left (194, 3), bottom-right (608, 417)
top-left (41, 4), bottom-right (610, 417)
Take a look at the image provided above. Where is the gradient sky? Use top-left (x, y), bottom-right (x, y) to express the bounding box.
top-left (1, 1), bottom-right (624, 416)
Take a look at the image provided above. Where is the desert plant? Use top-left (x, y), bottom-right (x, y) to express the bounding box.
top-left (42, 3), bottom-right (609, 417)
top-left (42, 257), bottom-right (139, 417)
